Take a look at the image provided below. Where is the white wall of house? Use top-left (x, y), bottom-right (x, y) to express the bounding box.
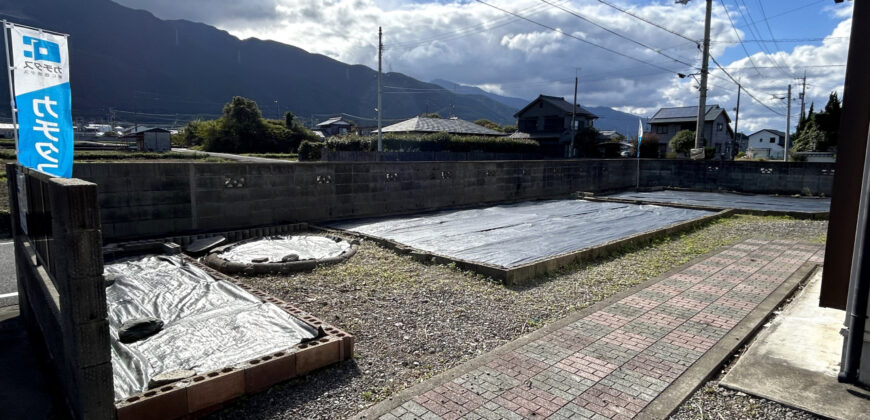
top-left (748, 130), bottom-right (785, 159)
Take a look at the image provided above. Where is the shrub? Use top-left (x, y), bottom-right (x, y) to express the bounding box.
top-left (669, 130), bottom-right (695, 156)
top-left (298, 140), bottom-right (323, 161)
top-left (639, 134), bottom-right (659, 158)
top-left (324, 132), bottom-right (538, 154)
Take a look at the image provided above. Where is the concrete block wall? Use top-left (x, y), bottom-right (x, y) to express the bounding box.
top-left (73, 159), bottom-right (835, 242)
top-left (639, 160), bottom-right (835, 195)
top-left (74, 160), bottom-right (638, 241)
top-left (7, 164), bottom-right (113, 420)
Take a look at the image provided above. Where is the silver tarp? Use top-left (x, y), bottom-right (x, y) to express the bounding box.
top-left (607, 190), bottom-right (831, 213)
top-left (105, 255), bottom-right (317, 401)
top-left (218, 235), bottom-right (351, 263)
top-left (328, 200), bottom-right (713, 268)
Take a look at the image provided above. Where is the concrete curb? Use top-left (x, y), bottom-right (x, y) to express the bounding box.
top-left (353, 246), bottom-right (739, 419)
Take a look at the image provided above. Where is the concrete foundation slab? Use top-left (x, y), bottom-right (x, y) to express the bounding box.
top-left (327, 199), bottom-right (714, 269)
top-left (720, 270), bottom-right (870, 420)
top-left (601, 190), bottom-right (830, 215)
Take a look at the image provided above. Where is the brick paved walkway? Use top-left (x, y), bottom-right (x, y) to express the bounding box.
top-left (370, 239), bottom-right (825, 420)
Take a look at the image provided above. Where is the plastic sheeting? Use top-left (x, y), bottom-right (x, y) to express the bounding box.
top-left (607, 190), bottom-right (831, 213)
top-left (105, 255), bottom-right (318, 401)
top-left (328, 200), bottom-right (713, 269)
top-left (218, 235), bottom-right (351, 263)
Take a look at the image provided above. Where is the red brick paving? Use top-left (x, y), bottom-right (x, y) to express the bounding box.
top-left (377, 240), bottom-right (822, 420)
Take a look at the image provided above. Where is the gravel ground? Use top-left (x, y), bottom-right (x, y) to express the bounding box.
top-left (208, 214), bottom-right (827, 420)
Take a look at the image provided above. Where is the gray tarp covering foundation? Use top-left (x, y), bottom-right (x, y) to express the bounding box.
top-left (327, 200), bottom-right (713, 269)
top-left (105, 255), bottom-right (317, 401)
top-left (607, 190), bottom-right (831, 213)
top-left (219, 235), bottom-right (351, 263)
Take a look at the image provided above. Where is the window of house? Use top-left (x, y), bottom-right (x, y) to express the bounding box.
top-left (655, 125), bottom-right (667, 134)
top-left (717, 123), bottom-right (723, 131)
top-left (770, 137), bottom-right (776, 143)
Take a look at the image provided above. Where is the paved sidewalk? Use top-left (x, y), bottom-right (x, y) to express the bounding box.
top-left (361, 239), bottom-right (825, 420)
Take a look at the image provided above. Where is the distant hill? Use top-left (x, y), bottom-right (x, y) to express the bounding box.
top-left (0, 0), bottom-right (518, 126)
top-left (431, 79), bottom-right (530, 113)
top-left (431, 79), bottom-right (647, 136)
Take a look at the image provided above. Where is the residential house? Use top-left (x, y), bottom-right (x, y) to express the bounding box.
top-left (122, 127), bottom-right (171, 152)
top-left (380, 116), bottom-right (504, 136)
top-left (314, 116), bottom-right (353, 137)
top-left (648, 105), bottom-right (735, 158)
top-left (513, 95), bottom-right (599, 157)
top-left (747, 129), bottom-right (788, 159)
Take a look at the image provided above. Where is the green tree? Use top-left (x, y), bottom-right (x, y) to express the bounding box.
top-left (640, 132), bottom-right (660, 158)
top-left (669, 129), bottom-right (695, 156)
top-left (284, 111), bottom-right (297, 129)
top-left (792, 119), bottom-right (826, 152)
top-left (793, 102), bottom-right (814, 141)
top-left (815, 92), bottom-right (841, 149)
top-left (420, 112), bottom-right (441, 119)
top-left (573, 126), bottom-right (600, 157)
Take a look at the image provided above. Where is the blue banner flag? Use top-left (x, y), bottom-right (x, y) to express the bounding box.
top-left (6, 23), bottom-right (73, 178)
top-left (637, 119), bottom-right (643, 158)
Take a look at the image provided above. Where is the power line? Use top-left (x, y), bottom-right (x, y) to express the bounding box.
top-left (733, 0), bottom-right (792, 78)
top-left (708, 55), bottom-right (786, 116)
top-left (540, 0), bottom-right (697, 68)
top-left (386, 1), bottom-right (561, 50)
top-left (595, 0), bottom-right (698, 45)
top-left (718, 0), bottom-right (762, 76)
top-left (474, 0), bottom-right (687, 75)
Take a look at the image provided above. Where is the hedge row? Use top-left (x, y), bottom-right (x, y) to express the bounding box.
top-left (324, 132), bottom-right (539, 154)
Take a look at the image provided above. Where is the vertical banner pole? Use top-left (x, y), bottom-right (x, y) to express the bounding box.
top-left (2, 21), bottom-right (19, 155)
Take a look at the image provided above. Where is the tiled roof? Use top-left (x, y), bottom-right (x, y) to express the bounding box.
top-left (381, 117), bottom-right (504, 136)
top-left (514, 95), bottom-right (598, 119)
top-left (317, 117), bottom-right (352, 126)
top-left (648, 105), bottom-right (727, 123)
top-left (749, 128), bottom-right (785, 137)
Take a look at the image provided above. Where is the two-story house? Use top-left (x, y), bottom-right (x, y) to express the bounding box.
top-left (747, 129), bottom-right (787, 159)
top-left (513, 95), bottom-right (598, 157)
top-left (648, 105), bottom-right (735, 158)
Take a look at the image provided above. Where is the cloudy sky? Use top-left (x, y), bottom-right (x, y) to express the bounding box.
top-left (114, 0), bottom-right (852, 133)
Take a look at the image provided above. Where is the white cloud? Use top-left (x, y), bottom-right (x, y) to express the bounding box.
top-left (112, 0), bottom-right (849, 133)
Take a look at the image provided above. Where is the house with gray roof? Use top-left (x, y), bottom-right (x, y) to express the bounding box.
top-left (747, 128), bottom-right (788, 160)
top-left (648, 105), bottom-right (735, 158)
top-left (315, 116), bottom-right (353, 137)
top-left (513, 95), bottom-right (598, 157)
top-left (380, 116), bottom-right (504, 136)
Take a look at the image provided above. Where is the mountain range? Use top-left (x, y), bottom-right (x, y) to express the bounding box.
top-left (0, 0), bottom-right (644, 133)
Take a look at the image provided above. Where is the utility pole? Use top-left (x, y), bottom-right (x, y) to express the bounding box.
top-left (274, 99), bottom-right (279, 120)
top-left (785, 84), bottom-right (791, 161)
top-left (682, 0), bottom-right (712, 158)
top-left (799, 70), bottom-right (807, 119)
top-left (377, 26), bottom-right (383, 152)
top-left (571, 74), bottom-right (578, 157)
top-left (733, 83), bottom-right (741, 156)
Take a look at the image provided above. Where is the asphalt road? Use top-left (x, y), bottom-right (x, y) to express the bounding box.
top-left (0, 241), bottom-right (16, 308)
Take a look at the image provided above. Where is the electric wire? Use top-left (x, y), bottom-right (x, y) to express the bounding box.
top-left (539, 0), bottom-right (698, 68)
top-left (473, 0), bottom-right (688, 75)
